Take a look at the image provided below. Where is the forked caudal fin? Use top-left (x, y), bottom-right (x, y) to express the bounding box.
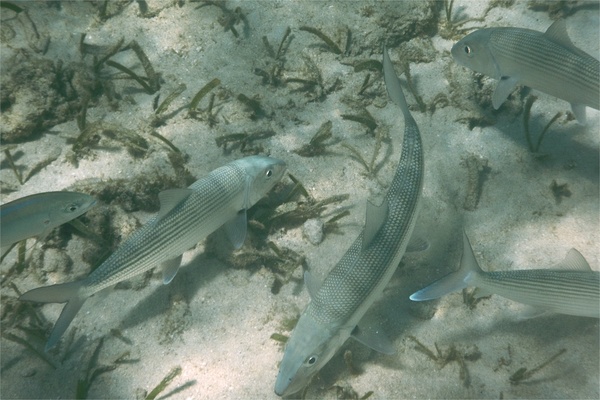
top-left (410, 230), bottom-right (481, 301)
top-left (19, 281), bottom-right (87, 351)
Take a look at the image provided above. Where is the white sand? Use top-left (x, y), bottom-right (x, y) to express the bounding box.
top-left (1, 1), bottom-right (598, 399)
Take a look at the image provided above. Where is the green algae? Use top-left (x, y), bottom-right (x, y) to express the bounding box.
top-left (299, 26), bottom-right (343, 55)
top-left (509, 348), bottom-right (567, 385)
top-left (294, 120), bottom-right (334, 157)
top-left (145, 366), bottom-right (182, 400)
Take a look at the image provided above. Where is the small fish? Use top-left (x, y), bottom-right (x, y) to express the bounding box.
top-left (410, 230), bottom-right (600, 318)
top-left (20, 156), bottom-right (286, 350)
top-left (451, 20), bottom-right (600, 123)
top-left (274, 46), bottom-right (424, 396)
top-left (1, 191), bottom-right (96, 257)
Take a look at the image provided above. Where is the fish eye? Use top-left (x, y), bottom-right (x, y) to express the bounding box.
top-left (306, 355), bottom-right (317, 366)
top-left (464, 45), bottom-right (471, 55)
top-left (66, 204), bottom-right (79, 212)
top-left (265, 169), bottom-right (273, 178)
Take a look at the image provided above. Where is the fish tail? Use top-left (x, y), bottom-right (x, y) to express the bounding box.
top-left (20, 281), bottom-right (87, 351)
top-left (410, 230), bottom-right (482, 301)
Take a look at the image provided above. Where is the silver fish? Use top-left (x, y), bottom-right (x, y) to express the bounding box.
top-left (410, 231), bottom-right (600, 318)
top-left (274, 47), bottom-right (424, 396)
top-left (20, 156), bottom-right (286, 350)
top-left (451, 20), bottom-right (600, 123)
top-left (1, 191), bottom-right (96, 256)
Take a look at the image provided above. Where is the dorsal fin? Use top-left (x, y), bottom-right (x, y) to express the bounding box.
top-left (363, 198), bottom-right (389, 250)
top-left (558, 248), bottom-right (591, 271)
top-left (157, 189), bottom-right (193, 219)
top-left (544, 20), bottom-right (575, 49)
top-left (543, 19), bottom-right (590, 59)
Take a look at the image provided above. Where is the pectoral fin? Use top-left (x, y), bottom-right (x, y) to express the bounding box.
top-left (492, 76), bottom-right (519, 109)
top-left (38, 219), bottom-right (55, 242)
top-left (223, 210), bottom-right (247, 249)
top-left (161, 254), bottom-right (183, 284)
top-left (351, 321), bottom-right (395, 355)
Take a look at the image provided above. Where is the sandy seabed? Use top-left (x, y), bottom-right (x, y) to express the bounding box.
top-left (1, 1), bottom-right (598, 399)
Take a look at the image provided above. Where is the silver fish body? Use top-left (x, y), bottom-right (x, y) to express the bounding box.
top-left (452, 20), bottom-right (599, 123)
top-left (410, 231), bottom-right (600, 318)
top-left (1, 191), bottom-right (96, 256)
top-left (274, 47), bottom-right (424, 396)
top-left (20, 156), bottom-right (286, 350)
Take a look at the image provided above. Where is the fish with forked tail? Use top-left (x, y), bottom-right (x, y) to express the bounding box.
top-left (274, 46), bottom-right (424, 396)
top-left (452, 20), bottom-right (599, 124)
top-left (20, 156), bottom-right (286, 351)
top-left (411, 230), bottom-right (600, 318)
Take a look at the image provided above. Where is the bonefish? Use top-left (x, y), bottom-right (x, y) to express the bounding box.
top-left (411, 231), bottom-right (599, 318)
top-left (1, 191), bottom-right (96, 257)
top-left (452, 20), bottom-right (599, 123)
top-left (20, 156), bottom-right (286, 350)
top-left (274, 47), bottom-right (424, 396)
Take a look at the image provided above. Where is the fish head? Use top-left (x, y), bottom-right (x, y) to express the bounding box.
top-left (237, 156), bottom-right (287, 207)
top-left (275, 311), bottom-right (347, 396)
top-left (50, 192), bottom-right (97, 224)
top-left (451, 29), bottom-right (501, 79)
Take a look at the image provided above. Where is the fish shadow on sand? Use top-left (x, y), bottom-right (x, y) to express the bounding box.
top-left (115, 247), bottom-right (229, 332)
top-left (493, 109), bottom-right (599, 183)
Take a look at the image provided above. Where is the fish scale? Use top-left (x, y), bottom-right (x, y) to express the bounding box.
top-left (82, 164), bottom-right (246, 294)
top-left (481, 270), bottom-right (599, 315)
top-left (488, 28), bottom-right (599, 107)
top-left (275, 47), bottom-right (423, 396)
top-left (309, 119), bottom-right (422, 324)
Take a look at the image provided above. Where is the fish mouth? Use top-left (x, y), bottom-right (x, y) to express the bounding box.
top-left (274, 363), bottom-right (308, 397)
top-left (274, 375), bottom-right (290, 397)
top-left (274, 375), bottom-right (303, 397)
